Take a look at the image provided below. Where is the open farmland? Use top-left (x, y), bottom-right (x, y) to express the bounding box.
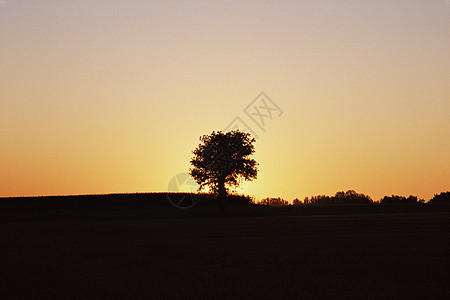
top-left (1, 208), bottom-right (449, 299)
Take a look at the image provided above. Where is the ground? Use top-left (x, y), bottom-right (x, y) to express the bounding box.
top-left (1, 210), bottom-right (449, 299)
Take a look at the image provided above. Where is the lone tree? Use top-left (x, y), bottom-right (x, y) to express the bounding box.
top-left (189, 130), bottom-right (258, 202)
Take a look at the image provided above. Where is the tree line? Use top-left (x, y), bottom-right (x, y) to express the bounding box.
top-left (255, 191), bottom-right (450, 206)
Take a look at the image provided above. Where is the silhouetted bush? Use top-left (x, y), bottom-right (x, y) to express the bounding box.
top-left (429, 191), bottom-right (450, 204)
top-left (225, 194), bottom-right (255, 206)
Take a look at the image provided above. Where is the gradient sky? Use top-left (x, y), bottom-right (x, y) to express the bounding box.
top-left (1, 1), bottom-right (449, 201)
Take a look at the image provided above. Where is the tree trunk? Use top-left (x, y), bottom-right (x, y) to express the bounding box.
top-left (217, 178), bottom-right (227, 210)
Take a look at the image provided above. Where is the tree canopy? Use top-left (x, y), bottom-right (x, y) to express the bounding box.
top-left (302, 190), bottom-right (373, 205)
top-left (380, 195), bottom-right (423, 204)
top-left (429, 191), bottom-right (450, 204)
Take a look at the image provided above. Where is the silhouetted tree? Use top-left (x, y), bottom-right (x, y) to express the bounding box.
top-left (292, 198), bottom-right (302, 206)
top-left (258, 197), bottom-right (290, 207)
top-left (334, 190), bottom-right (373, 204)
top-left (303, 195), bottom-right (333, 205)
top-left (189, 130), bottom-right (258, 204)
top-left (380, 195), bottom-right (421, 204)
top-left (302, 190), bottom-right (373, 205)
top-left (429, 191), bottom-right (450, 204)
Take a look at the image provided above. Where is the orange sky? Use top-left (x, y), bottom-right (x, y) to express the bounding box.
top-left (1, 1), bottom-right (449, 201)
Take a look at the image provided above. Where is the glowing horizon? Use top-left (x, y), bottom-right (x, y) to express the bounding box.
top-left (1, 1), bottom-right (449, 202)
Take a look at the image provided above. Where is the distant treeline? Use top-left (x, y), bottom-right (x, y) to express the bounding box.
top-left (255, 190), bottom-right (450, 207)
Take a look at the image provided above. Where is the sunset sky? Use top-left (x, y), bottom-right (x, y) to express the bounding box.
top-left (1, 1), bottom-right (449, 202)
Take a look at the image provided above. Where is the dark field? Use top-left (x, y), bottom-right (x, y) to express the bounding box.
top-left (2, 208), bottom-right (449, 299)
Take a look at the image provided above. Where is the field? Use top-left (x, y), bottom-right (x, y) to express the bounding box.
top-left (1, 196), bottom-right (449, 299)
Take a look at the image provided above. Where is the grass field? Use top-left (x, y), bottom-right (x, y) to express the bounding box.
top-left (1, 205), bottom-right (449, 299)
